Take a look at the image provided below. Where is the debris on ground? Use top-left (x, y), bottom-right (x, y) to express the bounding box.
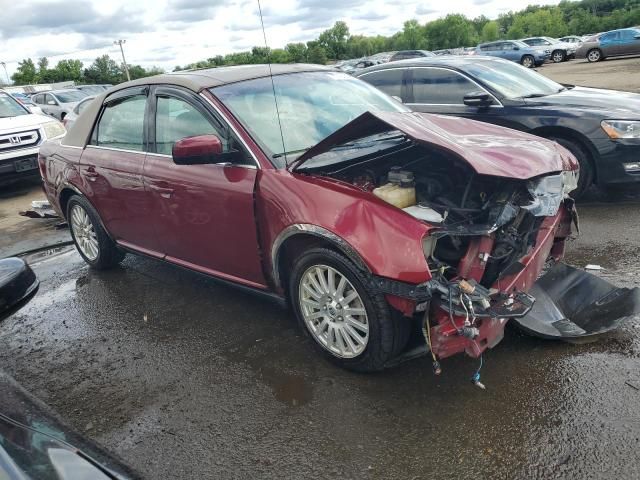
top-left (585, 264), bottom-right (603, 271)
top-left (19, 200), bottom-right (59, 219)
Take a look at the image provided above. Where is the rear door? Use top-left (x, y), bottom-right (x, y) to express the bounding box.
top-left (143, 86), bottom-right (265, 286)
top-left (618, 29), bottom-right (640, 56)
top-left (357, 68), bottom-right (410, 103)
top-left (79, 86), bottom-right (160, 255)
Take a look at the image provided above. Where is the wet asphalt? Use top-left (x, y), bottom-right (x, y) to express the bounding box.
top-left (1, 184), bottom-right (640, 480)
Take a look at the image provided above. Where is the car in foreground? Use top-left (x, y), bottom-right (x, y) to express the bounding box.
top-left (520, 36), bottom-right (577, 63)
top-left (475, 40), bottom-right (549, 67)
top-left (356, 56), bottom-right (640, 196)
top-left (0, 256), bottom-right (139, 479)
top-left (577, 28), bottom-right (640, 62)
top-left (38, 64), bottom-right (637, 372)
top-left (0, 91), bottom-right (66, 185)
top-left (31, 88), bottom-right (89, 120)
top-left (62, 94), bottom-right (96, 129)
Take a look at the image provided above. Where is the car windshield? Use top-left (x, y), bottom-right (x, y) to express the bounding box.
top-left (463, 60), bottom-right (564, 99)
top-left (0, 93), bottom-right (29, 117)
top-left (55, 90), bottom-right (88, 103)
top-left (212, 71), bottom-right (407, 167)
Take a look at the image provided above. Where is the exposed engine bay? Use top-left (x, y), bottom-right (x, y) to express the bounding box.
top-left (301, 135), bottom-right (640, 385)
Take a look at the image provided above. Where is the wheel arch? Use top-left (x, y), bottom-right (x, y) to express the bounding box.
top-left (271, 224), bottom-right (371, 291)
top-left (529, 126), bottom-right (599, 182)
top-left (58, 186), bottom-right (116, 242)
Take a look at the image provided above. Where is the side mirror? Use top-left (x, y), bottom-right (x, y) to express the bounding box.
top-left (0, 258), bottom-right (39, 322)
top-left (513, 46), bottom-right (520, 51)
top-left (47, 100), bottom-right (57, 106)
top-left (463, 91), bottom-right (494, 108)
top-left (172, 134), bottom-right (224, 165)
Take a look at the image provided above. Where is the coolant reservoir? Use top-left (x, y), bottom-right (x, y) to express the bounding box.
top-left (373, 167), bottom-right (417, 209)
top-left (373, 183), bottom-right (416, 209)
top-left (403, 204), bottom-right (444, 223)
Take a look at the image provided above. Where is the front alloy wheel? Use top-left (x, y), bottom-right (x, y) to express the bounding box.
top-left (299, 264), bottom-right (369, 358)
top-left (552, 50), bottom-right (565, 63)
top-left (289, 247), bottom-right (411, 371)
top-left (587, 49), bottom-right (602, 62)
top-left (521, 55), bottom-right (535, 68)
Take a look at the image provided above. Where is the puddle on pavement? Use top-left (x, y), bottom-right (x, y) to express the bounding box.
top-left (19, 277), bottom-right (78, 314)
top-left (261, 369), bottom-right (313, 407)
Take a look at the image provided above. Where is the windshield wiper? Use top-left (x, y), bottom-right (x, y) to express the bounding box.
top-left (521, 93), bottom-right (550, 99)
top-left (272, 148), bottom-right (309, 159)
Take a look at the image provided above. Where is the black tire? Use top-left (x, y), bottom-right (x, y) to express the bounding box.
top-left (552, 50), bottom-right (566, 63)
top-left (66, 195), bottom-right (125, 269)
top-left (289, 247), bottom-right (411, 372)
top-left (587, 48), bottom-right (602, 63)
top-left (548, 137), bottom-right (594, 199)
top-left (521, 55), bottom-right (535, 68)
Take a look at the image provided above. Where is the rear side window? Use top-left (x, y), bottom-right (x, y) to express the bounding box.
top-left (360, 69), bottom-right (403, 98)
top-left (93, 95), bottom-right (146, 151)
top-left (411, 68), bottom-right (477, 104)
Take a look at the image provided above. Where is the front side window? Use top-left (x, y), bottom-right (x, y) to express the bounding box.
top-left (94, 95), bottom-right (146, 151)
top-left (212, 71), bottom-right (406, 166)
top-left (155, 96), bottom-right (227, 155)
top-left (44, 94), bottom-right (55, 105)
top-left (411, 68), bottom-right (478, 104)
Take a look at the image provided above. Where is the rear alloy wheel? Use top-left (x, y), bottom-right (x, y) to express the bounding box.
top-left (552, 50), bottom-right (566, 63)
top-left (67, 195), bottom-right (125, 269)
top-left (289, 248), bottom-right (410, 371)
top-left (521, 55), bottom-right (535, 68)
top-left (587, 49), bottom-right (602, 62)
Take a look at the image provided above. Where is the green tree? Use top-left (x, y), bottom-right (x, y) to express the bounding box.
top-left (318, 21), bottom-right (350, 59)
top-left (54, 59), bottom-right (84, 82)
top-left (398, 19), bottom-right (426, 49)
top-left (425, 14), bottom-right (479, 50)
top-left (83, 55), bottom-right (123, 84)
top-left (285, 43), bottom-right (308, 62)
top-left (481, 21), bottom-right (500, 42)
top-left (11, 58), bottom-right (38, 85)
top-left (307, 45), bottom-right (328, 64)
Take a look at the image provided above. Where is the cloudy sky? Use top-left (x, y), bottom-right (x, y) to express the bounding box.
top-left (0, 0), bottom-right (560, 77)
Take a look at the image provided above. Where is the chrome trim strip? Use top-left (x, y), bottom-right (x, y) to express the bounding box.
top-left (199, 93), bottom-right (261, 170)
top-left (270, 224), bottom-right (370, 288)
top-left (85, 145), bottom-right (146, 155)
top-left (145, 151), bottom-right (257, 169)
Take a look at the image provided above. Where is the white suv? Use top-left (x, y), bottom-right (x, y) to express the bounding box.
top-left (0, 91), bottom-right (66, 185)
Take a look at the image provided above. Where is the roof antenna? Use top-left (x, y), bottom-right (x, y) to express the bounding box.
top-left (257, 0), bottom-right (288, 166)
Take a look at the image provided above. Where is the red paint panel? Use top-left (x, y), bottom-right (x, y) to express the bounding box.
top-left (257, 170), bottom-right (433, 284)
top-left (143, 155), bottom-right (266, 286)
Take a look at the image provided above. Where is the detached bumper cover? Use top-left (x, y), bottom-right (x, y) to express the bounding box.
top-left (513, 262), bottom-right (640, 339)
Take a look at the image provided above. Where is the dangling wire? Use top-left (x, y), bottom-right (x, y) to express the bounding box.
top-left (257, 0), bottom-right (288, 166)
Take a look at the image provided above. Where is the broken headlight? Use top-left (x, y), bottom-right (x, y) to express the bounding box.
top-left (522, 173), bottom-right (564, 217)
top-left (422, 235), bottom-right (437, 261)
top-left (562, 169), bottom-right (578, 195)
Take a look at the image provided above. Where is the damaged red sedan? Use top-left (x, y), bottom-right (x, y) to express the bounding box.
top-left (38, 65), bottom-right (636, 373)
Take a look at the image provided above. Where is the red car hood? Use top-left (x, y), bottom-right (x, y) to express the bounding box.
top-left (290, 111), bottom-right (570, 179)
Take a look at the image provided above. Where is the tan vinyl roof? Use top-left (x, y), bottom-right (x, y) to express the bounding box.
top-left (62, 63), bottom-right (333, 148)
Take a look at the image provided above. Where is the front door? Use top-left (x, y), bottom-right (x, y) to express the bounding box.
top-left (80, 86), bottom-right (160, 255)
top-left (143, 86), bottom-right (266, 287)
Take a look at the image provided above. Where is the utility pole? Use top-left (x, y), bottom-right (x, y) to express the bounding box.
top-left (114, 39), bottom-right (131, 81)
top-left (0, 62), bottom-right (9, 85)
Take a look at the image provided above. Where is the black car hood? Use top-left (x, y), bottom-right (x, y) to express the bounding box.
top-left (525, 86), bottom-right (640, 117)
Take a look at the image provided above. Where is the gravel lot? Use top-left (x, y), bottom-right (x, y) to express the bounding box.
top-left (1, 57), bottom-right (640, 480)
